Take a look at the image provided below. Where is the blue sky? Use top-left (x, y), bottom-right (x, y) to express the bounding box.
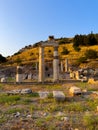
top-left (0, 0), bottom-right (98, 56)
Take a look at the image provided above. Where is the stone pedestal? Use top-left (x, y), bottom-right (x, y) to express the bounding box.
top-left (16, 66), bottom-right (23, 83)
top-left (53, 46), bottom-right (59, 82)
top-left (38, 47), bottom-right (45, 82)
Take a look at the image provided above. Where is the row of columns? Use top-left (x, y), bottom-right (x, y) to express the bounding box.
top-left (39, 46), bottom-right (59, 82)
top-left (60, 59), bottom-right (69, 72)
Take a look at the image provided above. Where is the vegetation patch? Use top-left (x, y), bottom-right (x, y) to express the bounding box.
top-left (0, 94), bottom-right (20, 104)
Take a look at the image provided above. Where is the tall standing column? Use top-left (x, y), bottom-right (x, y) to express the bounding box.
top-left (35, 62), bottom-right (38, 70)
top-left (53, 46), bottom-right (59, 82)
top-left (39, 46), bottom-right (45, 82)
top-left (65, 58), bottom-right (68, 72)
top-left (61, 61), bottom-right (63, 72)
top-left (16, 66), bottom-right (23, 83)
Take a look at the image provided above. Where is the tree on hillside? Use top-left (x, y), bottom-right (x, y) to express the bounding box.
top-left (0, 54), bottom-right (7, 63)
top-left (87, 33), bottom-right (97, 46)
top-left (73, 35), bottom-right (80, 48)
top-left (73, 33), bottom-right (98, 48)
top-left (84, 49), bottom-right (98, 59)
top-left (61, 47), bottom-right (69, 55)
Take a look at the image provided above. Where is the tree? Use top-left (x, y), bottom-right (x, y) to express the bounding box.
top-left (73, 35), bottom-right (80, 48)
top-left (0, 54), bottom-right (7, 63)
top-left (84, 49), bottom-right (98, 59)
top-left (61, 47), bottom-right (69, 55)
top-left (77, 56), bottom-right (87, 64)
top-left (88, 33), bottom-right (97, 46)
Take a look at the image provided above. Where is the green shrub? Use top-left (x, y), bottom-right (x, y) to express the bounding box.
top-left (61, 47), bottom-right (69, 55)
top-left (84, 49), bottom-right (98, 59)
top-left (77, 56), bottom-right (87, 64)
top-left (74, 46), bottom-right (81, 52)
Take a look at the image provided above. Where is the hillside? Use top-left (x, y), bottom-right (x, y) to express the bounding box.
top-left (5, 37), bottom-right (98, 68)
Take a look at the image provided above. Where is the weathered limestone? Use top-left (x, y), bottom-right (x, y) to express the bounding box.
top-left (88, 78), bottom-right (97, 84)
top-left (75, 71), bottom-right (80, 80)
top-left (61, 61), bottom-right (63, 72)
top-left (6, 88), bottom-right (32, 95)
top-left (35, 62), bottom-right (38, 70)
top-left (21, 88), bottom-right (32, 94)
top-left (28, 73), bottom-right (32, 80)
top-left (65, 58), bottom-right (68, 72)
top-left (69, 86), bottom-right (81, 96)
top-left (97, 106), bottom-right (98, 112)
top-left (38, 91), bottom-right (49, 99)
top-left (1, 77), bottom-right (7, 83)
top-left (38, 47), bottom-right (45, 82)
top-left (53, 46), bottom-right (59, 82)
top-left (16, 66), bottom-right (23, 83)
top-left (53, 91), bottom-right (65, 101)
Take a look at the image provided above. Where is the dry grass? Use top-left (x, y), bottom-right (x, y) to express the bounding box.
top-left (7, 43), bottom-right (98, 67)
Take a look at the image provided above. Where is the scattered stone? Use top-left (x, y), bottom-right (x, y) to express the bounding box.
top-left (43, 112), bottom-right (48, 116)
top-left (14, 112), bottom-right (20, 117)
top-left (97, 106), bottom-right (98, 112)
top-left (61, 116), bottom-right (69, 122)
top-left (27, 114), bottom-right (32, 118)
top-left (92, 91), bottom-right (98, 95)
top-left (7, 89), bottom-right (21, 95)
top-left (81, 76), bottom-right (88, 82)
top-left (69, 86), bottom-right (81, 96)
top-left (1, 77), bottom-right (7, 83)
top-left (57, 112), bottom-right (65, 117)
top-left (53, 91), bottom-right (65, 101)
top-left (21, 88), bottom-right (32, 94)
top-left (88, 78), bottom-right (98, 84)
top-left (82, 89), bottom-right (87, 93)
top-left (38, 91), bottom-right (49, 99)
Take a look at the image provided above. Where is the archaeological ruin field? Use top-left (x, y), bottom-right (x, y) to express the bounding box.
top-left (0, 82), bottom-right (98, 130)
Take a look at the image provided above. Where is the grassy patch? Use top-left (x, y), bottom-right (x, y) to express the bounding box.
top-left (75, 82), bottom-right (88, 89)
top-left (0, 84), bottom-right (4, 90)
top-left (5, 108), bottom-right (23, 114)
top-left (27, 92), bottom-right (39, 97)
top-left (86, 99), bottom-right (98, 111)
top-left (0, 117), bottom-right (7, 123)
top-left (45, 84), bottom-right (62, 90)
top-left (0, 94), bottom-right (20, 104)
top-left (65, 102), bottom-right (87, 112)
top-left (22, 98), bottom-right (32, 105)
top-left (83, 114), bottom-right (98, 130)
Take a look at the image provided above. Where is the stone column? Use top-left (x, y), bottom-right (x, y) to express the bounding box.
top-left (61, 61), bottom-right (63, 72)
top-left (16, 66), bottom-right (23, 83)
top-left (75, 71), bottom-right (80, 80)
top-left (65, 58), bottom-right (68, 72)
top-left (53, 46), bottom-right (59, 82)
top-left (35, 62), bottom-right (38, 70)
top-left (39, 46), bottom-right (45, 82)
